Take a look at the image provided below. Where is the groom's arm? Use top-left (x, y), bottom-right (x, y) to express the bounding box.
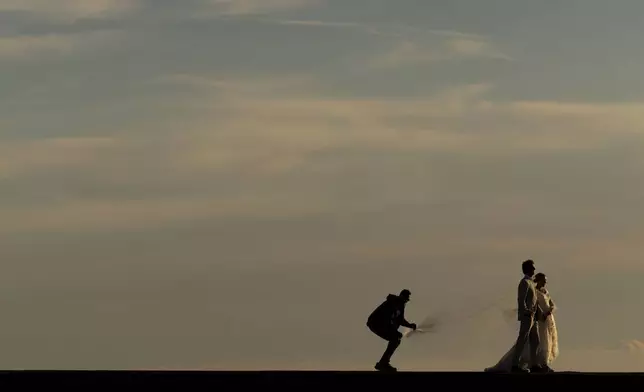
top-left (517, 279), bottom-right (530, 316)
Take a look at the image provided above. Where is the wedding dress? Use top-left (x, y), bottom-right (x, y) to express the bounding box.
top-left (485, 288), bottom-right (559, 372)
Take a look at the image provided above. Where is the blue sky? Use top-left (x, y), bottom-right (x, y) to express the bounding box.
top-left (1, 0), bottom-right (644, 370)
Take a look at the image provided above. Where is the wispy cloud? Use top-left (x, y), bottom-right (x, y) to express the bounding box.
top-left (368, 40), bottom-right (441, 68)
top-left (3, 68), bottom-right (644, 236)
top-left (446, 37), bottom-right (512, 60)
top-left (0, 0), bottom-right (134, 60)
top-left (205, 0), bottom-right (322, 16)
top-left (0, 137), bottom-right (116, 179)
top-left (0, 0), bottom-right (140, 21)
top-left (0, 30), bottom-right (123, 59)
top-left (256, 18), bottom-right (512, 69)
top-left (254, 18), bottom-right (498, 41)
top-left (253, 18), bottom-right (404, 38)
top-left (153, 72), bottom-right (317, 96)
top-left (0, 194), bottom-right (331, 234)
top-left (369, 36), bottom-right (512, 69)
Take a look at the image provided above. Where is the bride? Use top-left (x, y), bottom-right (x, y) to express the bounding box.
top-left (485, 272), bottom-right (559, 373)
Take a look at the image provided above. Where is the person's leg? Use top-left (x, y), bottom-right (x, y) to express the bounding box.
top-left (511, 316), bottom-right (534, 371)
top-left (370, 326), bottom-right (401, 371)
top-left (379, 336), bottom-right (401, 364)
top-left (529, 321), bottom-right (542, 370)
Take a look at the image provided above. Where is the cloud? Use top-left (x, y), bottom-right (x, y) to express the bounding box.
top-left (0, 0), bottom-right (133, 61)
top-left (153, 72), bottom-right (317, 96)
top-left (256, 18), bottom-right (496, 40)
top-left (0, 0), bottom-right (139, 21)
top-left (174, 79), bottom-right (641, 155)
top-left (0, 137), bottom-right (117, 179)
top-left (505, 100), bottom-right (644, 121)
top-left (251, 18), bottom-right (405, 38)
top-left (0, 195), bottom-right (331, 235)
top-left (0, 141), bottom-right (327, 233)
top-left (267, 19), bottom-right (369, 28)
top-left (250, 18), bottom-right (516, 67)
top-left (3, 72), bottom-right (644, 236)
top-left (368, 35), bottom-right (512, 69)
top-left (248, 20), bottom-right (512, 69)
top-left (205, 0), bottom-right (322, 16)
top-left (0, 30), bottom-right (123, 59)
top-left (369, 40), bottom-right (441, 68)
top-left (446, 37), bottom-right (513, 60)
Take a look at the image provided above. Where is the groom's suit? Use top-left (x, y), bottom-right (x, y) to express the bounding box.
top-left (511, 275), bottom-right (541, 368)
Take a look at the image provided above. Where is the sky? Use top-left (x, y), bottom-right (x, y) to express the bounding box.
top-left (1, 0), bottom-right (644, 371)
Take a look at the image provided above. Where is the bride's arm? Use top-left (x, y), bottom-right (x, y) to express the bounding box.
top-left (547, 295), bottom-right (556, 314)
top-left (536, 290), bottom-right (548, 319)
top-left (542, 289), bottom-right (556, 316)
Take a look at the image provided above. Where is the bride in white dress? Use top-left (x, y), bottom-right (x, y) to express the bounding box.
top-left (485, 273), bottom-right (559, 372)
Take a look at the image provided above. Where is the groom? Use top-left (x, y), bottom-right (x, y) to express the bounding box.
top-left (511, 259), bottom-right (545, 373)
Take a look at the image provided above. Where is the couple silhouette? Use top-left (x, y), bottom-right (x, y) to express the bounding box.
top-left (366, 259), bottom-right (559, 373)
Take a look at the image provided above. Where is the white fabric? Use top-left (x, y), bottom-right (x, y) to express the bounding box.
top-left (537, 287), bottom-right (559, 365)
top-left (485, 288), bottom-right (559, 372)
